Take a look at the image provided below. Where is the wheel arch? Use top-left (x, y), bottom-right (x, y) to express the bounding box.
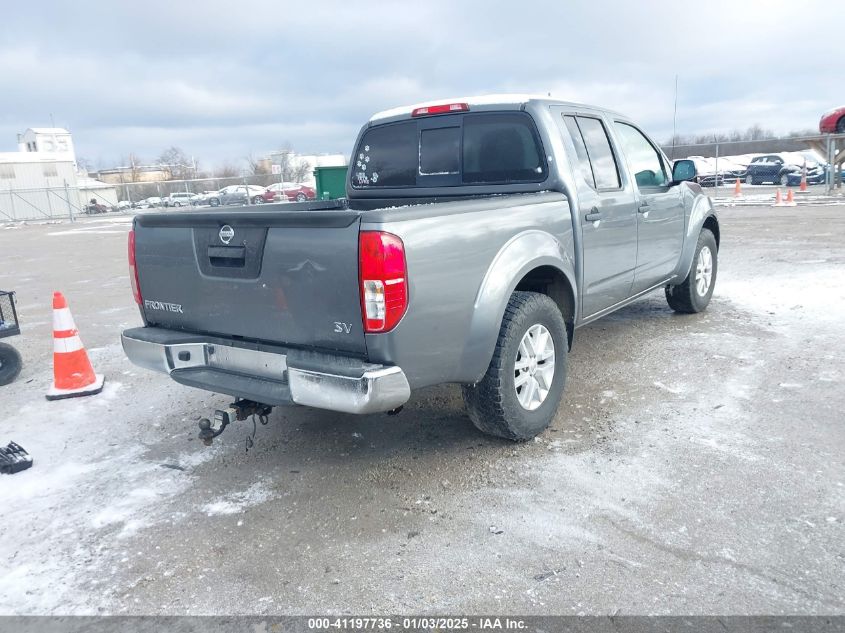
top-left (702, 214), bottom-right (720, 250)
top-left (458, 230), bottom-right (577, 385)
top-left (672, 190), bottom-right (719, 282)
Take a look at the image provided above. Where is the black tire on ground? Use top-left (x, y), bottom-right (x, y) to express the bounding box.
top-left (209, 198), bottom-right (220, 207)
top-left (253, 196), bottom-right (264, 204)
top-left (0, 342), bottom-right (22, 386)
top-left (462, 291), bottom-right (568, 441)
top-left (780, 172), bottom-right (790, 186)
top-left (837, 117), bottom-right (845, 134)
top-left (745, 174), bottom-right (754, 185)
top-left (666, 228), bottom-right (718, 314)
top-left (296, 193), bottom-right (307, 202)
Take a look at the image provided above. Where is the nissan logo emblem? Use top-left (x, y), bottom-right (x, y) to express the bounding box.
top-left (219, 225), bottom-right (235, 245)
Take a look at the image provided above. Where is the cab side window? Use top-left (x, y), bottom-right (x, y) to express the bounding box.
top-left (562, 115), bottom-right (596, 188)
top-left (571, 116), bottom-right (621, 190)
top-left (614, 122), bottom-right (668, 188)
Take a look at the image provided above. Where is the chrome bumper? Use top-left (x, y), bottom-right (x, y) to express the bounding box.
top-left (121, 330), bottom-right (410, 415)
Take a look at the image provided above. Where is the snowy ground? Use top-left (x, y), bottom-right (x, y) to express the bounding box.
top-left (0, 206), bottom-right (843, 615)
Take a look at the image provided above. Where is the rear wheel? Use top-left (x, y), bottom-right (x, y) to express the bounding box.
top-left (253, 196), bottom-right (264, 204)
top-left (666, 228), bottom-right (718, 314)
top-left (780, 172), bottom-right (790, 186)
top-left (209, 198), bottom-right (220, 207)
top-left (745, 174), bottom-right (754, 185)
top-left (0, 342), bottom-right (22, 386)
top-left (462, 291), bottom-right (568, 441)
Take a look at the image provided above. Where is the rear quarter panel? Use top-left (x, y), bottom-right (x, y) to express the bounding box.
top-left (361, 192), bottom-right (575, 389)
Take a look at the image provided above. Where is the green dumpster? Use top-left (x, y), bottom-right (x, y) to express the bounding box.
top-left (313, 165), bottom-right (348, 200)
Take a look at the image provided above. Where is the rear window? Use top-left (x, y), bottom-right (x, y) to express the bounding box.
top-left (352, 111), bottom-right (547, 188)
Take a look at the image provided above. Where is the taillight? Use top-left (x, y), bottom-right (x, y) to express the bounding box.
top-left (411, 102), bottom-right (469, 117)
top-left (359, 231), bottom-right (407, 333)
top-left (128, 229), bottom-right (142, 305)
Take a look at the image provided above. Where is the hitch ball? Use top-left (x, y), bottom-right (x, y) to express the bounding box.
top-left (197, 418), bottom-right (215, 446)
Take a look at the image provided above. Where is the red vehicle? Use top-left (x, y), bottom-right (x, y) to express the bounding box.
top-left (265, 182), bottom-right (317, 202)
top-left (819, 106), bottom-right (845, 134)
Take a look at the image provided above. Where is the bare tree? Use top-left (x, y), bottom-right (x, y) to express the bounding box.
top-left (76, 156), bottom-right (93, 174)
top-left (272, 148), bottom-right (312, 183)
top-left (127, 153), bottom-right (143, 182)
top-left (244, 154), bottom-right (273, 186)
top-left (214, 163), bottom-right (239, 178)
top-left (158, 146), bottom-right (193, 180)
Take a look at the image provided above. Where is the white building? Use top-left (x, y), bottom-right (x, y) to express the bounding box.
top-left (0, 152), bottom-right (78, 221)
top-left (17, 128), bottom-right (76, 166)
top-left (0, 127), bottom-right (117, 221)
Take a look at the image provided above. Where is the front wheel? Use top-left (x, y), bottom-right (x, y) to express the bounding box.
top-left (253, 196), bottom-right (264, 204)
top-left (462, 291), bottom-right (568, 441)
top-left (666, 228), bottom-right (718, 314)
top-left (209, 198), bottom-right (220, 207)
top-left (0, 342), bottom-right (22, 386)
top-left (780, 172), bottom-right (790, 186)
top-left (745, 174), bottom-right (754, 185)
top-left (295, 193), bottom-right (307, 202)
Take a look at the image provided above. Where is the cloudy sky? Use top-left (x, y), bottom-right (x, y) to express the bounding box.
top-left (1, 0), bottom-right (841, 169)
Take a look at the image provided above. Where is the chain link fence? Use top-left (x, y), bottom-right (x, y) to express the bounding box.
top-left (3, 131), bottom-right (843, 223)
top-left (0, 173), bottom-right (305, 222)
top-left (663, 133), bottom-right (845, 197)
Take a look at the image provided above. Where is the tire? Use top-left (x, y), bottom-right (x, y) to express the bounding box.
top-left (666, 228), bottom-right (718, 314)
top-left (779, 172), bottom-right (790, 186)
top-left (745, 174), bottom-right (754, 185)
top-left (253, 196), bottom-right (264, 205)
top-left (296, 193), bottom-right (307, 202)
top-left (836, 117), bottom-right (845, 134)
top-left (462, 291), bottom-right (568, 441)
top-left (209, 198), bottom-right (220, 207)
top-left (174, 202), bottom-right (182, 207)
top-left (0, 342), bottom-right (22, 386)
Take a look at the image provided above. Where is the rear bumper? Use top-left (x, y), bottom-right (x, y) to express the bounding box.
top-left (121, 327), bottom-right (410, 414)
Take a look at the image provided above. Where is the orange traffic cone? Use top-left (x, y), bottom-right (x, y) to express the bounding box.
top-left (773, 188), bottom-right (783, 206)
top-left (799, 171), bottom-right (808, 193)
top-left (785, 188), bottom-right (797, 206)
top-left (734, 178), bottom-right (742, 197)
top-left (46, 291), bottom-right (104, 400)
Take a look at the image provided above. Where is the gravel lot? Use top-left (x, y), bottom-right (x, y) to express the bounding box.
top-left (0, 205), bottom-right (843, 615)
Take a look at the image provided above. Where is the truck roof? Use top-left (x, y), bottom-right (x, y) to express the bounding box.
top-left (369, 93), bottom-right (626, 123)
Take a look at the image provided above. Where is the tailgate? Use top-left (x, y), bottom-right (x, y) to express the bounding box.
top-left (133, 209), bottom-right (366, 355)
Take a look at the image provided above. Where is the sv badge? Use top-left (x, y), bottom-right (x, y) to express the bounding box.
top-left (333, 322), bottom-right (352, 334)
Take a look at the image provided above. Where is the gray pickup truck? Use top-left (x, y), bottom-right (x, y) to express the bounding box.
top-left (122, 95), bottom-right (719, 441)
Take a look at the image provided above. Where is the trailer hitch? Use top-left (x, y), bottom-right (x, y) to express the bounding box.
top-left (197, 399), bottom-right (273, 446)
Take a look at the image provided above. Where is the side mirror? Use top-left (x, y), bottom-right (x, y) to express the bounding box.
top-left (671, 159), bottom-right (697, 185)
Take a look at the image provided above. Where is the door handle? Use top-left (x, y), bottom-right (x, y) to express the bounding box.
top-left (638, 202), bottom-right (650, 214)
top-left (584, 209), bottom-right (602, 222)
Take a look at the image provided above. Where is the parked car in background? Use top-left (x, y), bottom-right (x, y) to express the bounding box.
top-left (266, 182), bottom-right (316, 202)
top-left (116, 200), bottom-right (133, 210)
top-left (782, 153), bottom-right (826, 186)
top-left (190, 191), bottom-right (216, 206)
top-left (164, 192), bottom-right (194, 207)
top-left (134, 197), bottom-right (163, 209)
top-left (691, 156), bottom-right (748, 187)
top-left (207, 185), bottom-right (268, 207)
top-left (84, 199), bottom-right (110, 214)
top-left (819, 106), bottom-right (845, 134)
top-left (744, 154), bottom-right (813, 186)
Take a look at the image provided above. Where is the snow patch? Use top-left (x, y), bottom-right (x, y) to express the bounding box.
top-left (201, 482), bottom-right (275, 516)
